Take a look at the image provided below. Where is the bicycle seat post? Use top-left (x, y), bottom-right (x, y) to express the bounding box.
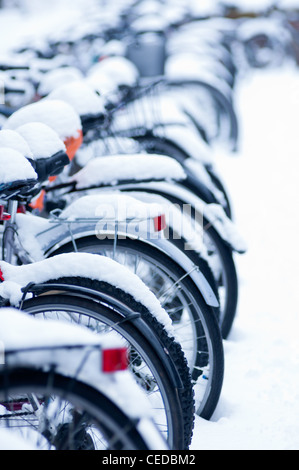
top-left (3, 199), bottom-right (18, 264)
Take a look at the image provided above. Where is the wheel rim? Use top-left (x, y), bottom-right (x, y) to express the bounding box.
top-left (22, 301), bottom-right (175, 447)
top-left (74, 240), bottom-right (216, 414)
top-left (0, 369), bottom-right (147, 450)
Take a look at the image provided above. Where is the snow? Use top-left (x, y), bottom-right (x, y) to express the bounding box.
top-left (0, 0), bottom-right (299, 451)
top-left (0, 0), bottom-right (99, 54)
top-left (14, 193), bottom-right (165, 263)
top-left (237, 17), bottom-right (291, 42)
top-left (15, 211), bottom-right (56, 261)
top-left (73, 153), bottom-right (186, 188)
top-left (191, 65), bottom-right (299, 450)
top-left (0, 306), bottom-right (108, 351)
top-left (153, 124), bottom-right (214, 164)
top-left (204, 203), bottom-right (247, 254)
top-left (37, 67), bottom-right (84, 97)
top-left (279, 0), bottom-right (299, 8)
top-left (85, 72), bottom-right (120, 97)
top-left (113, 94), bottom-right (191, 131)
top-left (47, 81), bottom-right (106, 117)
top-left (0, 429), bottom-right (38, 450)
top-left (119, 190), bottom-right (209, 258)
top-left (75, 137), bottom-right (141, 166)
top-left (16, 122), bottom-right (66, 159)
top-left (87, 56), bottom-right (140, 88)
top-left (0, 252), bottom-right (174, 336)
top-left (165, 53), bottom-right (232, 97)
top-left (60, 193), bottom-right (163, 222)
top-left (3, 99), bottom-right (82, 140)
top-left (0, 309), bottom-right (166, 432)
top-left (0, 147), bottom-right (37, 182)
top-left (0, 129), bottom-right (33, 158)
top-left (130, 13), bottom-right (170, 32)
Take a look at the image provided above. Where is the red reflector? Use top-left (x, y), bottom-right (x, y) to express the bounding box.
top-left (102, 348), bottom-right (128, 373)
top-left (0, 268), bottom-right (4, 281)
top-left (98, 55), bottom-right (109, 62)
top-left (0, 205), bottom-right (11, 221)
top-left (154, 214), bottom-right (167, 232)
top-left (17, 204), bottom-right (26, 214)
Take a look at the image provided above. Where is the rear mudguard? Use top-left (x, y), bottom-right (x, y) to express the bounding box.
top-left (0, 252), bottom-right (185, 386)
top-left (132, 182), bottom-right (247, 253)
top-left (119, 133), bottom-right (229, 212)
top-left (0, 252), bottom-right (174, 336)
top-left (72, 153), bottom-right (186, 189)
top-left (62, 151), bottom-right (225, 218)
top-left (15, 203), bottom-right (220, 308)
top-left (82, 181), bottom-right (247, 254)
top-left (44, 233), bottom-right (219, 308)
top-left (72, 150), bottom-right (227, 211)
top-left (20, 280), bottom-right (185, 389)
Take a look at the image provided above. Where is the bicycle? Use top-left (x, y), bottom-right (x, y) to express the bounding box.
top-left (0, 124), bottom-right (225, 424)
top-left (2, 91), bottom-right (245, 339)
top-left (45, 147), bottom-right (244, 340)
top-left (0, 145), bottom-right (196, 449)
top-left (0, 307), bottom-right (169, 450)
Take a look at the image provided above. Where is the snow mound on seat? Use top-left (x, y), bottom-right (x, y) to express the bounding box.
top-left (0, 147), bottom-right (37, 183)
top-left (0, 129), bottom-right (33, 159)
top-left (47, 81), bottom-right (106, 116)
top-left (16, 122), bottom-right (66, 159)
top-left (3, 99), bottom-right (82, 140)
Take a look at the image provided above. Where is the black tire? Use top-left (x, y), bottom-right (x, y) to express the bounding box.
top-left (21, 279), bottom-right (194, 449)
top-left (167, 220), bottom-right (237, 339)
top-left (0, 366), bottom-right (161, 450)
top-left (135, 134), bottom-right (232, 217)
top-left (205, 167), bottom-right (233, 220)
top-left (51, 237), bottom-right (224, 420)
top-left (203, 223), bottom-right (239, 339)
top-left (115, 186), bottom-right (238, 339)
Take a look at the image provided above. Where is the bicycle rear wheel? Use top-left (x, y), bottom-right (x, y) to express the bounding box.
top-left (0, 366), bottom-right (163, 450)
top-left (21, 278), bottom-right (194, 449)
top-left (51, 237), bottom-right (224, 419)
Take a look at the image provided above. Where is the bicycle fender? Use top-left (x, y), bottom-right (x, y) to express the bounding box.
top-left (0, 252), bottom-right (175, 335)
top-left (105, 181), bottom-right (247, 254)
top-left (21, 281), bottom-right (185, 389)
top-left (145, 237), bottom-right (220, 308)
top-left (73, 153), bottom-right (186, 189)
top-left (41, 226), bottom-right (219, 309)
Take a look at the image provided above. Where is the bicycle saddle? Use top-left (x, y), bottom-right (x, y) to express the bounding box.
top-left (47, 81), bottom-right (106, 135)
top-left (0, 147), bottom-right (38, 200)
top-left (0, 124), bottom-right (69, 184)
top-left (87, 56), bottom-right (140, 90)
top-left (16, 122), bottom-right (70, 182)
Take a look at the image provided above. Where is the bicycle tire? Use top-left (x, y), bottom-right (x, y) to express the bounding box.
top-left (51, 237), bottom-right (224, 419)
top-left (203, 223), bottom-right (239, 339)
top-left (0, 366), bottom-right (163, 450)
top-left (114, 186), bottom-right (238, 339)
top-left (21, 279), bottom-right (194, 449)
top-left (134, 134), bottom-right (232, 218)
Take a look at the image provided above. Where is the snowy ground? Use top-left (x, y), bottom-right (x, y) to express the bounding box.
top-left (191, 65), bottom-right (299, 450)
top-left (1, 1), bottom-right (299, 451)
